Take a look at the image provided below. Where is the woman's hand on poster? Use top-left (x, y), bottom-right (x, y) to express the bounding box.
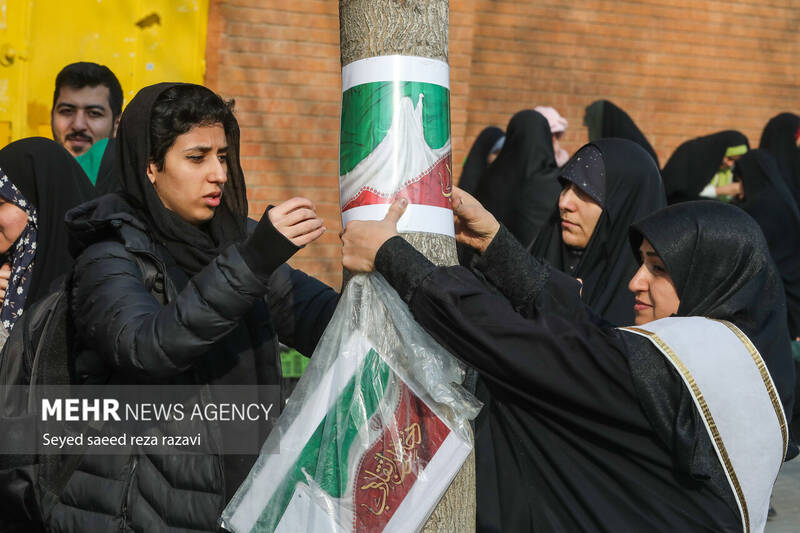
top-left (268, 197), bottom-right (326, 247)
top-left (0, 263), bottom-right (11, 306)
top-left (452, 187), bottom-right (500, 253)
top-left (341, 198), bottom-right (408, 272)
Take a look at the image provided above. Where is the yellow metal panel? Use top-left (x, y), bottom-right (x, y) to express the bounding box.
top-left (0, 121), bottom-right (11, 145)
top-left (0, 0), bottom-right (32, 142)
top-left (0, 0), bottom-right (209, 145)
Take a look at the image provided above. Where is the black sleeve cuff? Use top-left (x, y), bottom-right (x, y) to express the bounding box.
top-left (237, 208), bottom-right (299, 283)
top-left (374, 236), bottom-right (437, 304)
top-left (473, 225), bottom-right (550, 308)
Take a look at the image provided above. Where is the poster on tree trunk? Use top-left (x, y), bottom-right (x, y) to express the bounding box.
top-left (220, 275), bottom-right (479, 533)
top-left (339, 56), bottom-right (454, 237)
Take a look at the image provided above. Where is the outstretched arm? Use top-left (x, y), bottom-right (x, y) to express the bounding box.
top-left (266, 264), bottom-right (338, 357)
top-left (343, 188), bottom-right (584, 319)
top-left (72, 198), bottom-right (326, 379)
top-left (453, 187), bottom-right (584, 319)
top-left (340, 196), bottom-right (632, 412)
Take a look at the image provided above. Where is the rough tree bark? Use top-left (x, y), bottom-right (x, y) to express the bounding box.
top-left (339, 1), bottom-right (475, 531)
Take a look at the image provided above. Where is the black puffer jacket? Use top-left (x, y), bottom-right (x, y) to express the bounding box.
top-left (41, 195), bottom-right (337, 532)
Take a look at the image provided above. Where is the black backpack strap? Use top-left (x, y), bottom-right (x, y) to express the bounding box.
top-left (34, 288), bottom-right (77, 496)
top-left (39, 454), bottom-right (81, 497)
top-left (35, 290), bottom-right (71, 387)
top-left (0, 289), bottom-right (66, 473)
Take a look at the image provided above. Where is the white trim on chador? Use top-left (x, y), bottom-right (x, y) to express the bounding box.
top-left (621, 317), bottom-right (787, 533)
top-left (342, 55), bottom-right (450, 92)
top-left (341, 204), bottom-right (455, 237)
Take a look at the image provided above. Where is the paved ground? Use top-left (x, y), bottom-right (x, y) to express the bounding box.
top-left (766, 456), bottom-right (800, 532)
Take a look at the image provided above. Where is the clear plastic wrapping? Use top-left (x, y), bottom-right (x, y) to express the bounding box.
top-left (221, 273), bottom-right (481, 533)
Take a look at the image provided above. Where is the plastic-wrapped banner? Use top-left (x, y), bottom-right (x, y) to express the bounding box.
top-left (221, 275), bottom-right (480, 533)
top-left (339, 55), bottom-right (454, 237)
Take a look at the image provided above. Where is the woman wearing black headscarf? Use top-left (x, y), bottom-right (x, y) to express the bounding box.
top-left (662, 130), bottom-right (749, 204)
top-left (733, 149), bottom-right (800, 338)
top-left (733, 150), bottom-right (800, 444)
top-left (0, 138), bottom-right (95, 338)
top-left (36, 83), bottom-right (339, 532)
top-left (759, 112), bottom-right (800, 205)
top-left (530, 138), bottom-right (666, 325)
top-left (341, 194), bottom-right (794, 532)
top-left (458, 126), bottom-right (504, 195)
top-left (474, 110), bottom-right (561, 246)
top-left (584, 99), bottom-right (659, 166)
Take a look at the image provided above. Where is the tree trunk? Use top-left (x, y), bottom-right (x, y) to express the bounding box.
top-left (339, 1), bottom-right (475, 531)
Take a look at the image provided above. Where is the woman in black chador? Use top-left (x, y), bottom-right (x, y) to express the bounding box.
top-left (734, 149), bottom-right (800, 339)
top-left (530, 138), bottom-right (665, 326)
top-left (734, 149), bottom-right (800, 442)
top-left (459, 126), bottom-right (504, 195)
top-left (662, 130), bottom-right (749, 203)
top-left (759, 112), bottom-right (800, 205)
top-left (34, 83), bottom-right (339, 532)
top-left (0, 138), bottom-right (95, 336)
top-left (342, 193), bottom-right (795, 532)
top-left (474, 110), bottom-right (561, 246)
top-left (584, 99), bottom-right (659, 166)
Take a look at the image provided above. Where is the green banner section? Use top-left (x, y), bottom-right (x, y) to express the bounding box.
top-left (256, 349), bottom-right (391, 531)
top-left (340, 81), bottom-right (450, 175)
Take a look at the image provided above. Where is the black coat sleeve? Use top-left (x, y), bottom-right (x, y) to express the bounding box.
top-left (71, 241), bottom-right (283, 379)
top-left (266, 264), bottom-right (338, 357)
top-left (374, 235), bottom-right (638, 418)
top-left (471, 225), bottom-right (586, 320)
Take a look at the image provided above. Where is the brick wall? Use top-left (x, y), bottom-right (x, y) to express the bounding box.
top-left (205, 0), bottom-right (343, 288)
top-left (206, 0), bottom-right (800, 289)
top-left (460, 1), bottom-right (800, 164)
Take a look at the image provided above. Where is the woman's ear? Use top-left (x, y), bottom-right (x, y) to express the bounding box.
top-left (146, 161), bottom-right (158, 186)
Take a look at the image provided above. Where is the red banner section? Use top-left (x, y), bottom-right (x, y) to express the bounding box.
top-left (352, 383), bottom-right (450, 531)
top-left (342, 155), bottom-right (452, 212)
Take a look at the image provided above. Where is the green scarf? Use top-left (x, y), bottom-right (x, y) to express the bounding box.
top-left (75, 137), bottom-right (109, 185)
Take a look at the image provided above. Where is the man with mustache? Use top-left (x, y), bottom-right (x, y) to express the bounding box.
top-left (50, 62), bottom-right (122, 157)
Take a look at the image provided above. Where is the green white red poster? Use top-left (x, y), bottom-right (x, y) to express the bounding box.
top-left (339, 56), bottom-right (454, 237)
top-left (220, 331), bottom-right (472, 533)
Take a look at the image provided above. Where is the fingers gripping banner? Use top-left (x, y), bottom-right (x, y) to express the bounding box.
top-left (339, 56), bottom-right (454, 237)
top-left (221, 275), bottom-right (479, 532)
